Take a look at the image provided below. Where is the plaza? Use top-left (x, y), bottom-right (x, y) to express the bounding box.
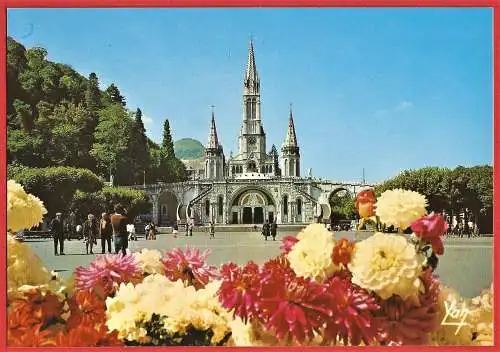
top-left (25, 230), bottom-right (492, 299)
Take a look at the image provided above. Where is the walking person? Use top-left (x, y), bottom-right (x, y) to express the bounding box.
top-left (270, 220), bottom-right (277, 241)
top-left (149, 222), bottom-right (157, 240)
top-left (209, 221), bottom-right (215, 239)
top-left (50, 212), bottom-right (65, 256)
top-left (83, 214), bottom-right (99, 255)
top-left (262, 220), bottom-right (270, 241)
top-left (111, 204), bottom-right (129, 256)
top-left (189, 221), bottom-right (193, 237)
top-left (100, 212), bottom-right (113, 254)
top-left (172, 222), bottom-right (179, 238)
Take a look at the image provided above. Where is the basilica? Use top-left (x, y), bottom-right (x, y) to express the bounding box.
top-left (137, 41), bottom-right (373, 226)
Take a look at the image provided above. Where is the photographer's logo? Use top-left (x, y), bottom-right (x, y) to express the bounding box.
top-left (441, 299), bottom-right (470, 335)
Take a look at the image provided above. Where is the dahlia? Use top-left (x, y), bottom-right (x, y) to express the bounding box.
top-left (8, 324), bottom-right (58, 347)
top-left (7, 180), bottom-right (47, 232)
top-left (348, 232), bottom-right (424, 300)
top-left (281, 235), bottom-right (299, 254)
top-left (375, 189), bottom-right (428, 230)
top-left (8, 287), bottom-right (64, 328)
top-left (66, 288), bottom-right (106, 330)
top-left (411, 212), bottom-right (448, 255)
top-left (296, 223), bottom-right (330, 240)
top-left (161, 247), bottom-right (218, 289)
top-left (322, 275), bottom-right (384, 346)
top-left (257, 275), bottom-right (333, 344)
top-left (56, 325), bottom-right (121, 347)
top-left (375, 269), bottom-right (441, 345)
top-left (469, 284), bottom-right (493, 346)
top-left (218, 261), bottom-right (261, 322)
top-left (287, 226), bottom-right (340, 283)
top-left (356, 189), bottom-right (377, 219)
top-left (133, 248), bottom-right (165, 275)
top-left (75, 254), bottom-right (142, 296)
top-left (331, 238), bottom-right (355, 266)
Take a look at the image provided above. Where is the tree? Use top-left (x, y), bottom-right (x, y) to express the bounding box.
top-left (103, 83), bottom-right (126, 107)
top-left (85, 72), bottom-right (101, 123)
top-left (7, 37), bottom-right (27, 117)
top-left (129, 108), bottom-right (150, 183)
top-left (9, 166), bottom-right (103, 217)
top-left (90, 104), bottom-right (134, 184)
top-left (162, 119), bottom-right (175, 159)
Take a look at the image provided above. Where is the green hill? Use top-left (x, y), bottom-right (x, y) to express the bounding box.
top-left (174, 138), bottom-right (205, 160)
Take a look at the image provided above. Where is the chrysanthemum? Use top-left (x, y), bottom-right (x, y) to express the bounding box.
top-left (218, 262), bottom-right (261, 322)
top-left (375, 189), bottom-right (428, 230)
top-left (161, 247), bottom-right (218, 289)
top-left (322, 276), bottom-right (384, 346)
top-left (133, 248), bottom-right (165, 275)
top-left (7, 180), bottom-right (47, 232)
top-left (66, 288), bottom-right (106, 330)
top-left (75, 254), bottom-right (142, 296)
top-left (287, 226), bottom-right (340, 282)
top-left (468, 284), bottom-right (493, 346)
top-left (296, 223), bottom-right (330, 240)
top-left (375, 269), bottom-right (441, 345)
top-left (257, 275), bottom-right (332, 344)
top-left (348, 232), bottom-right (424, 300)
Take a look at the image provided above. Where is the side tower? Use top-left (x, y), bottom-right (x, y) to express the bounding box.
top-left (204, 110), bottom-right (225, 179)
top-left (281, 106), bottom-right (300, 177)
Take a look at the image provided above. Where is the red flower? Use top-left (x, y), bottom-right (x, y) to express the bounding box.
top-left (322, 276), bottom-right (385, 346)
top-left (411, 213), bottom-right (448, 255)
top-left (66, 289), bottom-right (106, 330)
top-left (218, 262), bottom-right (261, 322)
top-left (257, 275), bottom-right (333, 344)
top-left (375, 269), bottom-right (441, 345)
top-left (75, 254), bottom-right (142, 296)
top-left (280, 235), bottom-right (299, 254)
top-left (161, 247), bottom-right (218, 289)
top-left (355, 189), bottom-right (377, 219)
top-left (332, 238), bottom-right (355, 266)
top-left (8, 324), bottom-right (58, 347)
top-left (262, 254), bottom-right (296, 280)
top-left (8, 288), bottom-right (64, 328)
top-left (56, 325), bottom-right (121, 347)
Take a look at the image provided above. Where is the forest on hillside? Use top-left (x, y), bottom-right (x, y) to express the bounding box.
top-left (7, 37), bottom-right (186, 186)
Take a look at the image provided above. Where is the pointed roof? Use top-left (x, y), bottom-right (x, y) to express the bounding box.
top-left (245, 39), bottom-right (259, 85)
top-left (283, 105), bottom-right (298, 147)
top-left (207, 109), bottom-right (219, 149)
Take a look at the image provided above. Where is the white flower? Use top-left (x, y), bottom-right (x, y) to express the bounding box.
top-left (375, 189), bottom-right (428, 230)
top-left (133, 248), bottom-right (165, 275)
top-left (7, 180), bottom-right (47, 232)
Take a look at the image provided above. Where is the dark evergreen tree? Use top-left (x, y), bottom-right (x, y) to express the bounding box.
top-left (162, 119), bottom-right (175, 159)
top-left (85, 72), bottom-right (101, 123)
top-left (129, 108), bottom-right (150, 183)
top-left (104, 83), bottom-right (126, 107)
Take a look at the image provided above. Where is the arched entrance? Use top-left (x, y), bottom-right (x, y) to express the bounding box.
top-left (328, 188), bottom-right (355, 230)
top-left (158, 191), bottom-right (179, 226)
top-left (230, 188), bottom-right (275, 224)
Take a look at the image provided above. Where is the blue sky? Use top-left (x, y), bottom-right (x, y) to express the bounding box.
top-left (7, 8), bottom-right (493, 183)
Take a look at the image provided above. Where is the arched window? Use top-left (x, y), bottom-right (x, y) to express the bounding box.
top-left (261, 166), bottom-right (265, 173)
top-left (231, 166), bottom-right (235, 175)
top-left (205, 200), bottom-right (210, 216)
top-left (218, 196), bottom-right (223, 216)
top-left (283, 195), bottom-right (288, 215)
top-left (297, 198), bottom-right (302, 215)
top-left (270, 165), bottom-right (273, 173)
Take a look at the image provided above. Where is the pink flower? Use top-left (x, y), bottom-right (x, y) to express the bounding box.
top-left (280, 236), bottom-right (299, 254)
top-left (411, 213), bottom-right (448, 255)
top-left (218, 262), bottom-right (261, 322)
top-left (257, 275), bottom-right (333, 344)
top-left (161, 247), bottom-right (218, 289)
top-left (75, 254), bottom-right (142, 296)
top-left (375, 269), bottom-right (441, 345)
top-left (322, 276), bottom-right (385, 346)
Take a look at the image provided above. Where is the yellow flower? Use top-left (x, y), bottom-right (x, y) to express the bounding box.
top-left (287, 225), bottom-right (340, 282)
top-left (468, 284), bottom-right (493, 346)
top-left (133, 248), bottom-right (165, 275)
top-left (430, 284), bottom-right (473, 345)
top-left (7, 180), bottom-right (47, 232)
top-left (7, 234), bottom-right (59, 300)
top-left (348, 232), bottom-right (423, 300)
top-left (375, 189), bottom-right (428, 230)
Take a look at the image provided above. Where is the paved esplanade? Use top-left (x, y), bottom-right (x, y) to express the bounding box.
top-left (24, 230), bottom-right (492, 298)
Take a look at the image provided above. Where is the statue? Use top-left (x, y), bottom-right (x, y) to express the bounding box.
top-left (307, 168), bottom-right (312, 178)
top-left (110, 174), bottom-right (114, 187)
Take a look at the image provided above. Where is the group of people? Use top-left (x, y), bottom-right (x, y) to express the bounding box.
top-left (261, 220), bottom-right (278, 241)
top-left (49, 204), bottom-right (132, 256)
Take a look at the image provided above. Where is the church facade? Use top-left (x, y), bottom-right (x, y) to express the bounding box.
top-left (134, 41), bottom-right (374, 226)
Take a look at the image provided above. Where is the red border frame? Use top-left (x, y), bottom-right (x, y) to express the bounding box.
top-left (1, 2), bottom-right (498, 352)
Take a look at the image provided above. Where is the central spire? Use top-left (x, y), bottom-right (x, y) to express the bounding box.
top-left (244, 39), bottom-right (260, 94)
top-left (207, 106), bottom-right (219, 149)
top-left (284, 104), bottom-right (298, 147)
